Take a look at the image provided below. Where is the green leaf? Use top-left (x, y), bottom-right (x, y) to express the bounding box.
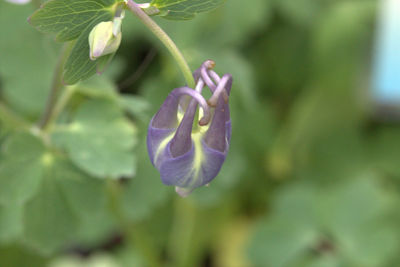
top-left (0, 204), bottom-right (23, 244)
top-left (247, 176), bottom-right (400, 267)
top-left (0, 133), bottom-right (47, 206)
top-left (52, 99), bottom-right (137, 178)
top-left (150, 0), bottom-right (225, 20)
top-left (74, 75), bottom-right (119, 100)
top-left (0, 2), bottom-right (58, 117)
top-left (119, 95), bottom-right (151, 122)
top-left (29, 0), bottom-right (117, 42)
top-left (23, 157), bottom-right (111, 254)
top-left (0, 131), bottom-right (113, 253)
top-left (29, 0), bottom-right (120, 84)
top-left (248, 217), bottom-right (319, 267)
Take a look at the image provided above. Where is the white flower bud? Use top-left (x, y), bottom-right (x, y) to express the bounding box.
top-left (88, 21), bottom-right (122, 61)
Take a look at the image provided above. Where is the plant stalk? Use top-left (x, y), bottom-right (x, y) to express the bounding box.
top-left (38, 43), bottom-right (72, 130)
top-left (126, 0), bottom-right (195, 88)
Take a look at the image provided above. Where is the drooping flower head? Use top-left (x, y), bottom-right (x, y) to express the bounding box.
top-left (147, 60), bottom-right (233, 197)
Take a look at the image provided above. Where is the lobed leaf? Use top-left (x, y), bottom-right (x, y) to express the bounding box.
top-left (23, 158), bottom-right (110, 254)
top-left (0, 133), bottom-right (47, 207)
top-left (52, 99), bottom-right (138, 178)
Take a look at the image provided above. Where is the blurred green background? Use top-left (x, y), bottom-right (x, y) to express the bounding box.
top-left (1, 0), bottom-right (400, 266)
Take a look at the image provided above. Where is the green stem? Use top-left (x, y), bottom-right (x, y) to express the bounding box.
top-left (38, 43), bottom-right (72, 130)
top-left (126, 0), bottom-right (195, 88)
top-left (0, 102), bottom-right (30, 129)
top-left (167, 198), bottom-right (197, 267)
top-left (43, 86), bottom-right (75, 132)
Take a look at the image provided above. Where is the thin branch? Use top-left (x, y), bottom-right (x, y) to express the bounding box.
top-left (38, 43), bottom-right (71, 129)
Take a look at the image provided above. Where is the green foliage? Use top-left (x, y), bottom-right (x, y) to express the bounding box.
top-left (23, 156), bottom-right (111, 254)
top-left (248, 176), bottom-right (399, 267)
top-left (29, 0), bottom-right (119, 84)
top-left (52, 99), bottom-right (137, 178)
top-left (3, 0), bottom-right (400, 266)
top-left (150, 0), bottom-right (225, 20)
top-left (0, 133), bottom-right (47, 207)
top-left (0, 2), bottom-right (57, 116)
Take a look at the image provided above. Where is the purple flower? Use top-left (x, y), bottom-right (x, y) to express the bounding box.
top-left (147, 60), bottom-right (233, 197)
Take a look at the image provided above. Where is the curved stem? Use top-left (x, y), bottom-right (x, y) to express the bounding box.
top-left (126, 0), bottom-right (195, 88)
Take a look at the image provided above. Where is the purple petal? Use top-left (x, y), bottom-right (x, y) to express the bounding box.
top-left (169, 99), bottom-right (197, 157)
top-left (204, 95), bottom-right (227, 152)
top-left (146, 120), bottom-right (175, 165)
top-left (157, 139), bottom-right (227, 192)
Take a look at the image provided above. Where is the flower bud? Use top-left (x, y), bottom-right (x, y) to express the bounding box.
top-left (147, 61), bottom-right (233, 197)
top-left (88, 21), bottom-right (122, 60)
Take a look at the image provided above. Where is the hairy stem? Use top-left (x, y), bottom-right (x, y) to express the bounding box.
top-left (38, 43), bottom-right (72, 130)
top-left (126, 0), bottom-right (195, 88)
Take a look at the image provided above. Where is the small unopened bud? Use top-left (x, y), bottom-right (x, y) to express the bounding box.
top-left (89, 21), bottom-right (122, 60)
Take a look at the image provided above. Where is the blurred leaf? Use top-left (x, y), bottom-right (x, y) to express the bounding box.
top-left (0, 245), bottom-right (46, 267)
top-left (0, 133), bottom-right (46, 206)
top-left (151, 0), bottom-right (225, 20)
top-left (248, 175), bottom-right (400, 267)
top-left (274, 0), bottom-right (325, 26)
top-left (52, 99), bottom-right (137, 178)
top-left (247, 184), bottom-right (320, 267)
top-left (0, 2), bottom-right (58, 116)
top-left (119, 95), bottom-right (151, 122)
top-left (368, 127), bottom-right (400, 177)
top-left (321, 175), bottom-right (399, 267)
top-left (0, 204), bottom-right (23, 244)
top-left (248, 216), bottom-right (319, 267)
top-left (23, 156), bottom-right (111, 254)
top-left (158, 0), bottom-right (271, 47)
top-left (75, 76), bottom-right (118, 100)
